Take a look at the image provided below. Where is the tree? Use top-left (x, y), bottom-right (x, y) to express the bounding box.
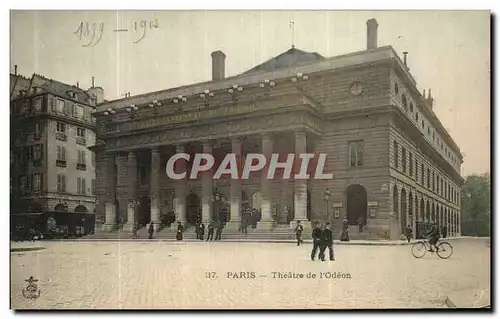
top-left (461, 173), bottom-right (491, 237)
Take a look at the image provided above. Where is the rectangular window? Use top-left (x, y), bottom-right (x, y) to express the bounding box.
top-left (19, 176), bottom-right (26, 193)
top-left (402, 147), bottom-right (407, 173)
top-left (432, 171), bottom-right (435, 191)
top-left (33, 97), bottom-right (42, 112)
top-left (393, 141), bottom-right (399, 169)
top-left (409, 153), bottom-right (413, 177)
top-left (348, 140), bottom-right (364, 167)
top-left (140, 167), bottom-right (147, 184)
top-left (77, 150), bottom-right (86, 165)
top-left (91, 179), bottom-right (96, 195)
top-left (421, 163), bottom-right (424, 184)
top-left (77, 128), bottom-right (85, 138)
top-left (57, 174), bottom-right (67, 193)
top-left (77, 178), bottom-right (86, 195)
top-left (26, 174), bottom-right (32, 193)
top-left (56, 122), bottom-right (66, 133)
top-left (32, 174), bottom-right (41, 192)
top-left (76, 105), bottom-right (84, 118)
top-left (57, 99), bottom-right (65, 113)
top-left (427, 168), bottom-right (430, 188)
top-left (33, 144), bottom-right (43, 160)
top-left (57, 146), bottom-right (66, 161)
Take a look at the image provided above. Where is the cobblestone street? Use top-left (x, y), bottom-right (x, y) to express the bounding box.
top-left (11, 239), bottom-right (490, 309)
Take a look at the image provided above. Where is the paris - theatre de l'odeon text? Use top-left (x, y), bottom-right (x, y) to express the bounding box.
top-left (92, 18), bottom-right (463, 239)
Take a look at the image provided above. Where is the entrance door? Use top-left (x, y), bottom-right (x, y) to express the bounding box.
top-left (400, 189), bottom-right (407, 234)
top-left (345, 184), bottom-right (368, 225)
top-left (138, 196), bottom-right (151, 227)
top-left (186, 193), bottom-right (201, 226)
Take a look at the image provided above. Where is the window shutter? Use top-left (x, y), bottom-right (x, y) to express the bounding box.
top-left (62, 147), bottom-right (66, 161)
top-left (77, 178), bottom-right (81, 194)
top-left (77, 150), bottom-right (81, 164)
top-left (40, 144), bottom-right (44, 160)
top-left (82, 178), bottom-right (86, 195)
top-left (82, 151), bottom-right (86, 165)
top-left (63, 175), bottom-right (66, 192)
top-left (57, 175), bottom-right (61, 192)
top-left (71, 103), bottom-right (76, 117)
top-left (40, 173), bottom-right (44, 192)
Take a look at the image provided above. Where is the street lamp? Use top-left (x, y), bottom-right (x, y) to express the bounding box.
top-left (324, 188), bottom-right (331, 220)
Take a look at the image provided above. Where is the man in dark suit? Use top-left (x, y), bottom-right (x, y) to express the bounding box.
top-left (319, 222), bottom-right (334, 261)
top-left (215, 220), bottom-right (224, 241)
top-left (294, 221), bottom-right (304, 246)
top-left (311, 222), bottom-right (323, 261)
top-left (206, 221), bottom-right (215, 241)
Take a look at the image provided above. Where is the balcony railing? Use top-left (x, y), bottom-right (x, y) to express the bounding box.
top-left (76, 137), bottom-right (87, 145)
top-left (56, 132), bottom-right (67, 141)
top-left (76, 163), bottom-right (86, 170)
top-left (56, 160), bottom-right (67, 167)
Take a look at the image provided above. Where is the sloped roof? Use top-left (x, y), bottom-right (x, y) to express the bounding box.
top-left (242, 47), bottom-right (325, 75)
top-left (10, 73), bottom-right (94, 105)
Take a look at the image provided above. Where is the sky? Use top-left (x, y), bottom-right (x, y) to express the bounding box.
top-left (9, 10), bottom-right (490, 176)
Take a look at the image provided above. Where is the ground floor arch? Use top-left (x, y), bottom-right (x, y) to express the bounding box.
top-left (346, 184), bottom-right (368, 225)
top-left (400, 188), bottom-right (407, 234)
top-left (138, 196), bottom-right (151, 226)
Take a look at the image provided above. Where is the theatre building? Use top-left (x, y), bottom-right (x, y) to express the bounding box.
top-left (93, 18), bottom-right (463, 240)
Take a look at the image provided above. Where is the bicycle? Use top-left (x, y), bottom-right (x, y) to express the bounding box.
top-left (411, 238), bottom-right (453, 259)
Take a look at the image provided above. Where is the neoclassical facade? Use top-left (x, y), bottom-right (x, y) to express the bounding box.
top-left (92, 19), bottom-right (464, 239)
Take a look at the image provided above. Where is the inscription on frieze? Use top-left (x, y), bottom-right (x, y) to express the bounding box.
top-left (120, 101), bottom-right (260, 132)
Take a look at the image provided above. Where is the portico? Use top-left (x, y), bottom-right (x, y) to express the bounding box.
top-left (98, 126), bottom-right (319, 231)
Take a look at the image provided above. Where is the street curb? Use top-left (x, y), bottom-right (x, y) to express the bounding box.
top-left (26, 236), bottom-right (474, 246)
top-left (10, 247), bottom-right (45, 252)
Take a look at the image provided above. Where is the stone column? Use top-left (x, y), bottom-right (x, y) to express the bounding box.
top-left (201, 141), bottom-right (213, 224)
top-left (102, 153), bottom-right (117, 231)
top-left (292, 130), bottom-right (309, 227)
top-left (174, 145), bottom-right (187, 225)
top-left (227, 137), bottom-right (242, 230)
top-left (116, 154), bottom-right (128, 225)
top-left (123, 152), bottom-right (138, 232)
top-left (150, 148), bottom-right (162, 230)
top-left (258, 133), bottom-right (274, 229)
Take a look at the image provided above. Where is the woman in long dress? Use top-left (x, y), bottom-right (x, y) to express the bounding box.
top-left (176, 222), bottom-right (184, 241)
top-left (340, 219), bottom-right (350, 242)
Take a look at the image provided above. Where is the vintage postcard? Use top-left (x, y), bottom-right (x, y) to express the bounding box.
top-left (9, 9), bottom-right (491, 310)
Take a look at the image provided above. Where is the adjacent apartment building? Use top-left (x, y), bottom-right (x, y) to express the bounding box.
top-left (10, 69), bottom-right (103, 236)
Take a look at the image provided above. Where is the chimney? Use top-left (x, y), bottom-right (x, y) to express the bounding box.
top-left (14, 65), bottom-right (17, 76)
top-left (366, 18), bottom-right (378, 50)
top-left (425, 89), bottom-right (434, 109)
top-left (92, 76), bottom-right (95, 88)
top-left (211, 50), bottom-right (226, 81)
top-left (403, 52), bottom-right (408, 66)
top-left (76, 81), bottom-right (79, 88)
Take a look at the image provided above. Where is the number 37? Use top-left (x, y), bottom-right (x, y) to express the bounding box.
top-left (205, 272), bottom-right (217, 279)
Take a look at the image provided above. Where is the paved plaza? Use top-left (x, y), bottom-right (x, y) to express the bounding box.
top-left (11, 239), bottom-right (490, 309)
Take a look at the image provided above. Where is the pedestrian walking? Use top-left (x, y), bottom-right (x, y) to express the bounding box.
top-left (199, 223), bottom-right (205, 240)
top-left (319, 222), bottom-right (335, 261)
top-left (294, 220), bottom-right (304, 246)
top-left (340, 219), bottom-right (350, 242)
top-left (357, 216), bottom-right (364, 233)
top-left (206, 221), bottom-right (215, 241)
top-left (405, 225), bottom-right (413, 243)
top-left (215, 220), bottom-right (224, 241)
top-left (176, 221), bottom-right (184, 241)
top-left (148, 222), bottom-right (154, 240)
top-left (311, 222), bottom-right (323, 261)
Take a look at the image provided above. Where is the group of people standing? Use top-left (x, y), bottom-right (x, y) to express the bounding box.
top-left (195, 220), bottom-right (224, 241)
top-left (311, 221), bottom-right (335, 261)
